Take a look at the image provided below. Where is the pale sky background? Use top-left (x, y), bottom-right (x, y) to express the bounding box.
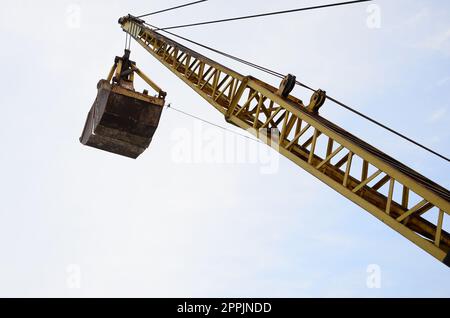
top-left (0, 0), bottom-right (449, 297)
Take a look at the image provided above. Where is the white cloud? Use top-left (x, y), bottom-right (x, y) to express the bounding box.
top-left (403, 7), bottom-right (430, 28)
top-left (427, 108), bottom-right (448, 124)
top-left (419, 28), bottom-right (450, 54)
top-left (437, 76), bottom-right (450, 87)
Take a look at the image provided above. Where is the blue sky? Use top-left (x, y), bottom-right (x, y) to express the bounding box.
top-left (0, 0), bottom-right (449, 297)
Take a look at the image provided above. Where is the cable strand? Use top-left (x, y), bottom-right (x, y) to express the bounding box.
top-left (156, 0), bottom-right (373, 31)
top-left (144, 22), bottom-right (286, 78)
top-left (166, 104), bottom-right (262, 143)
top-left (138, 23), bottom-right (449, 162)
top-left (325, 95), bottom-right (450, 162)
top-left (137, 0), bottom-right (208, 19)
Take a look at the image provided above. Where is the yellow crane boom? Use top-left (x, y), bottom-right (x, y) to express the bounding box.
top-left (119, 15), bottom-right (450, 266)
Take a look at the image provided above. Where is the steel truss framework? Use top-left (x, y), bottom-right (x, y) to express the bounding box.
top-left (122, 19), bottom-right (450, 266)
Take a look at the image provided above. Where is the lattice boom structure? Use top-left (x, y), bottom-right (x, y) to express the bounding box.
top-left (121, 18), bottom-right (450, 266)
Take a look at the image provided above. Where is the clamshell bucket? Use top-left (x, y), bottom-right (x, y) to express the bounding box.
top-left (80, 50), bottom-right (166, 159)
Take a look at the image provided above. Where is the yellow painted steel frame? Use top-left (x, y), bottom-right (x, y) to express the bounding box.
top-left (121, 19), bottom-right (450, 266)
top-left (106, 55), bottom-right (166, 98)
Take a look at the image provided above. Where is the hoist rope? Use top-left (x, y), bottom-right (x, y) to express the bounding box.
top-left (137, 0), bottom-right (208, 19)
top-left (155, 0), bottom-right (373, 31)
top-left (140, 22), bottom-right (449, 163)
top-left (166, 104), bottom-right (262, 143)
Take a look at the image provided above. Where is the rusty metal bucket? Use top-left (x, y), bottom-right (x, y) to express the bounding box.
top-left (80, 80), bottom-right (165, 159)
